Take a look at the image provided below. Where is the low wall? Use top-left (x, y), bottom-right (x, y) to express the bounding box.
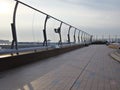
top-left (0, 45), bottom-right (86, 72)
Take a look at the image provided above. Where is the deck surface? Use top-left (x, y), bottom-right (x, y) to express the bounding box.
top-left (0, 45), bottom-right (120, 90)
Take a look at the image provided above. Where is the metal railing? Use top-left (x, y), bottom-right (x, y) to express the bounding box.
top-left (0, 0), bottom-right (92, 56)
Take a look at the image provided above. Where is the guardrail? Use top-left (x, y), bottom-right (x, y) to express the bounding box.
top-left (0, 46), bottom-right (50, 56)
top-left (1, 0), bottom-right (92, 56)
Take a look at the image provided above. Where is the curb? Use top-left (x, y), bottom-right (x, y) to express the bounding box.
top-left (0, 45), bottom-right (87, 72)
top-left (110, 52), bottom-right (120, 63)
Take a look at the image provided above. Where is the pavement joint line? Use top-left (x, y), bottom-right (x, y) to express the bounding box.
top-left (69, 48), bottom-right (97, 90)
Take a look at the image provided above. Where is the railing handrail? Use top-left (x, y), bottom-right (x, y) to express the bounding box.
top-left (15, 0), bottom-right (78, 30)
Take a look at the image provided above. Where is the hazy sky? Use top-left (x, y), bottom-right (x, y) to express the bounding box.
top-left (0, 0), bottom-right (120, 42)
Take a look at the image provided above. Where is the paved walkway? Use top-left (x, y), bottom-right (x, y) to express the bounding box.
top-left (110, 51), bottom-right (120, 63)
top-left (0, 45), bottom-right (120, 90)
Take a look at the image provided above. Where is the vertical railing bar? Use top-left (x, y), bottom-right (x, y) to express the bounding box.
top-left (58, 22), bottom-right (63, 46)
top-left (74, 28), bottom-right (77, 43)
top-left (78, 30), bottom-right (81, 43)
top-left (43, 15), bottom-right (49, 46)
top-left (81, 31), bottom-right (83, 44)
top-left (11, 1), bottom-right (19, 55)
top-left (68, 26), bottom-right (72, 44)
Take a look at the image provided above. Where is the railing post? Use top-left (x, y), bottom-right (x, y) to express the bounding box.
top-left (89, 35), bottom-right (91, 44)
top-left (90, 35), bottom-right (93, 43)
top-left (68, 26), bottom-right (71, 44)
top-left (86, 33), bottom-right (88, 43)
top-left (84, 33), bottom-right (86, 44)
top-left (43, 15), bottom-right (49, 46)
top-left (78, 30), bottom-right (81, 43)
top-left (54, 22), bottom-right (63, 45)
top-left (11, 1), bottom-right (18, 51)
top-left (87, 34), bottom-right (89, 44)
top-left (74, 28), bottom-right (76, 44)
top-left (58, 22), bottom-right (62, 45)
top-left (81, 31), bottom-right (83, 44)
top-left (83, 32), bottom-right (85, 44)
top-left (87, 34), bottom-right (89, 43)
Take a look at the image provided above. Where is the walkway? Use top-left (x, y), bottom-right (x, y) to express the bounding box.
top-left (0, 45), bottom-right (120, 90)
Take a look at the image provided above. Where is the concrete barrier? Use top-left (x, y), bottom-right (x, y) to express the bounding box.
top-left (0, 45), bottom-right (86, 72)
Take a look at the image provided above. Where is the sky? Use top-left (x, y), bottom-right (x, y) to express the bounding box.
top-left (0, 0), bottom-right (120, 42)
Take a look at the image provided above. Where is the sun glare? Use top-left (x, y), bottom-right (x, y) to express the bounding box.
top-left (0, 1), bottom-right (9, 14)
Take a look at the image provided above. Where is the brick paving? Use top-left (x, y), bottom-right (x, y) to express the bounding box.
top-left (0, 45), bottom-right (120, 90)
